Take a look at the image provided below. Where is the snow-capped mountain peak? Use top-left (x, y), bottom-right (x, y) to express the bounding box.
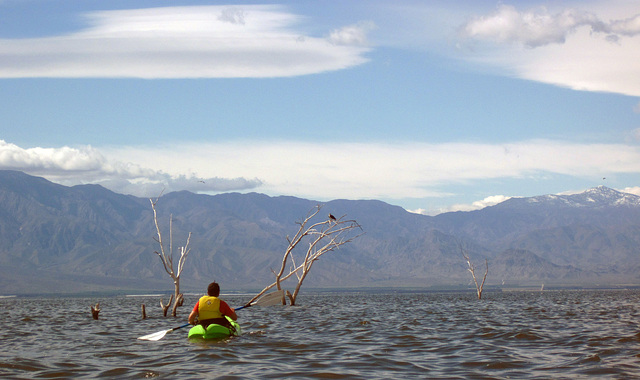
top-left (523, 186), bottom-right (640, 208)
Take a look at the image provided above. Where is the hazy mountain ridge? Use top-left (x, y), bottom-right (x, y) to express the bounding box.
top-left (0, 170), bottom-right (638, 294)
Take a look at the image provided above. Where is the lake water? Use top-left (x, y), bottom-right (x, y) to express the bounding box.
top-left (1, 290), bottom-right (639, 379)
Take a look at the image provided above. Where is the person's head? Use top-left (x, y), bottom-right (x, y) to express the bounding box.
top-left (207, 282), bottom-right (220, 297)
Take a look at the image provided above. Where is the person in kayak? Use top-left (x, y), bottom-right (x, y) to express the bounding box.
top-left (188, 282), bottom-right (238, 330)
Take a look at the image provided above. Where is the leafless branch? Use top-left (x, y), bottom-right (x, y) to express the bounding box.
top-left (248, 205), bottom-right (363, 305)
top-left (150, 196), bottom-right (192, 317)
top-left (461, 245), bottom-right (488, 300)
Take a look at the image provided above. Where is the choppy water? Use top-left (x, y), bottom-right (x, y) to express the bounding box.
top-left (1, 290), bottom-right (639, 379)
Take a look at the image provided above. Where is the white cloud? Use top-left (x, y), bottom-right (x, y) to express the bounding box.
top-left (328, 21), bottom-right (376, 46)
top-left (622, 186), bottom-right (640, 196)
top-left (0, 140), bottom-right (109, 174)
top-left (409, 194), bottom-right (513, 215)
top-left (447, 195), bottom-right (513, 213)
top-left (100, 139), bottom-right (640, 200)
top-left (460, 4), bottom-right (640, 48)
top-left (4, 139), bottom-right (640, 207)
top-left (0, 140), bottom-right (261, 196)
top-left (458, 2), bottom-right (640, 96)
top-left (460, 5), bottom-right (605, 48)
top-left (0, 5), bottom-right (371, 78)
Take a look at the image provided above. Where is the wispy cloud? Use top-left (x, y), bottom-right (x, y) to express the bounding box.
top-left (97, 139), bottom-right (640, 208)
top-left (626, 128), bottom-right (640, 143)
top-left (0, 5), bottom-right (371, 78)
top-left (3, 139), bottom-right (640, 210)
top-left (328, 21), bottom-right (377, 46)
top-left (457, 3), bottom-right (640, 96)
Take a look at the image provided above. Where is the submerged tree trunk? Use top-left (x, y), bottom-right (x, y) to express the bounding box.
top-left (160, 294), bottom-right (173, 317)
top-left (90, 303), bottom-right (100, 320)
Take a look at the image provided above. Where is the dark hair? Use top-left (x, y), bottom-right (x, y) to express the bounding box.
top-left (207, 282), bottom-right (220, 297)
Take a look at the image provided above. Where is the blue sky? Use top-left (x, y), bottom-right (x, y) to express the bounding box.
top-left (1, 0), bottom-right (639, 214)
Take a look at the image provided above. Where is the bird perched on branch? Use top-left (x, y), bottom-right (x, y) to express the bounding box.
top-left (328, 213), bottom-right (336, 222)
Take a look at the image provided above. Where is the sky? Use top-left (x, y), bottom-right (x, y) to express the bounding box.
top-left (1, 0), bottom-right (640, 215)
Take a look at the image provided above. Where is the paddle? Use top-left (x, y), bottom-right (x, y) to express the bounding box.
top-left (137, 290), bottom-right (284, 341)
top-left (137, 323), bottom-right (191, 341)
top-left (234, 289), bottom-right (284, 311)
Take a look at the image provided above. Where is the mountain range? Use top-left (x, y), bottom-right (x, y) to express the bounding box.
top-left (0, 170), bottom-right (638, 295)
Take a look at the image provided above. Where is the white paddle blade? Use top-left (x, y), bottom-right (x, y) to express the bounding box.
top-left (137, 329), bottom-right (169, 341)
top-left (253, 289), bottom-right (285, 307)
top-left (137, 323), bottom-right (190, 341)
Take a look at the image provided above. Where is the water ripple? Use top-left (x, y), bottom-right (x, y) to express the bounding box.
top-left (0, 290), bottom-right (639, 379)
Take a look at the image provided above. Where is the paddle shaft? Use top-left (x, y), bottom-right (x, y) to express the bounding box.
top-left (171, 323), bottom-right (191, 332)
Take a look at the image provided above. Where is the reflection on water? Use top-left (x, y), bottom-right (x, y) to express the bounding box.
top-left (0, 290), bottom-right (639, 379)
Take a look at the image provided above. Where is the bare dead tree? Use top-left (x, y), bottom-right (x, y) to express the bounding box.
top-left (150, 196), bottom-right (192, 317)
top-left (461, 246), bottom-right (488, 300)
top-left (248, 205), bottom-right (363, 306)
top-left (90, 303), bottom-right (100, 320)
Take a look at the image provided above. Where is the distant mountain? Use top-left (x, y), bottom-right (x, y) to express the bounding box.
top-left (432, 186), bottom-right (640, 251)
top-left (0, 170), bottom-right (638, 295)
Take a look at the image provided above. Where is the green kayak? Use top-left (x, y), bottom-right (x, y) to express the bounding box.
top-left (188, 316), bottom-right (241, 340)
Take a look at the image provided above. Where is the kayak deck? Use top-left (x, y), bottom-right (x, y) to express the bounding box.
top-left (188, 317), bottom-right (241, 340)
